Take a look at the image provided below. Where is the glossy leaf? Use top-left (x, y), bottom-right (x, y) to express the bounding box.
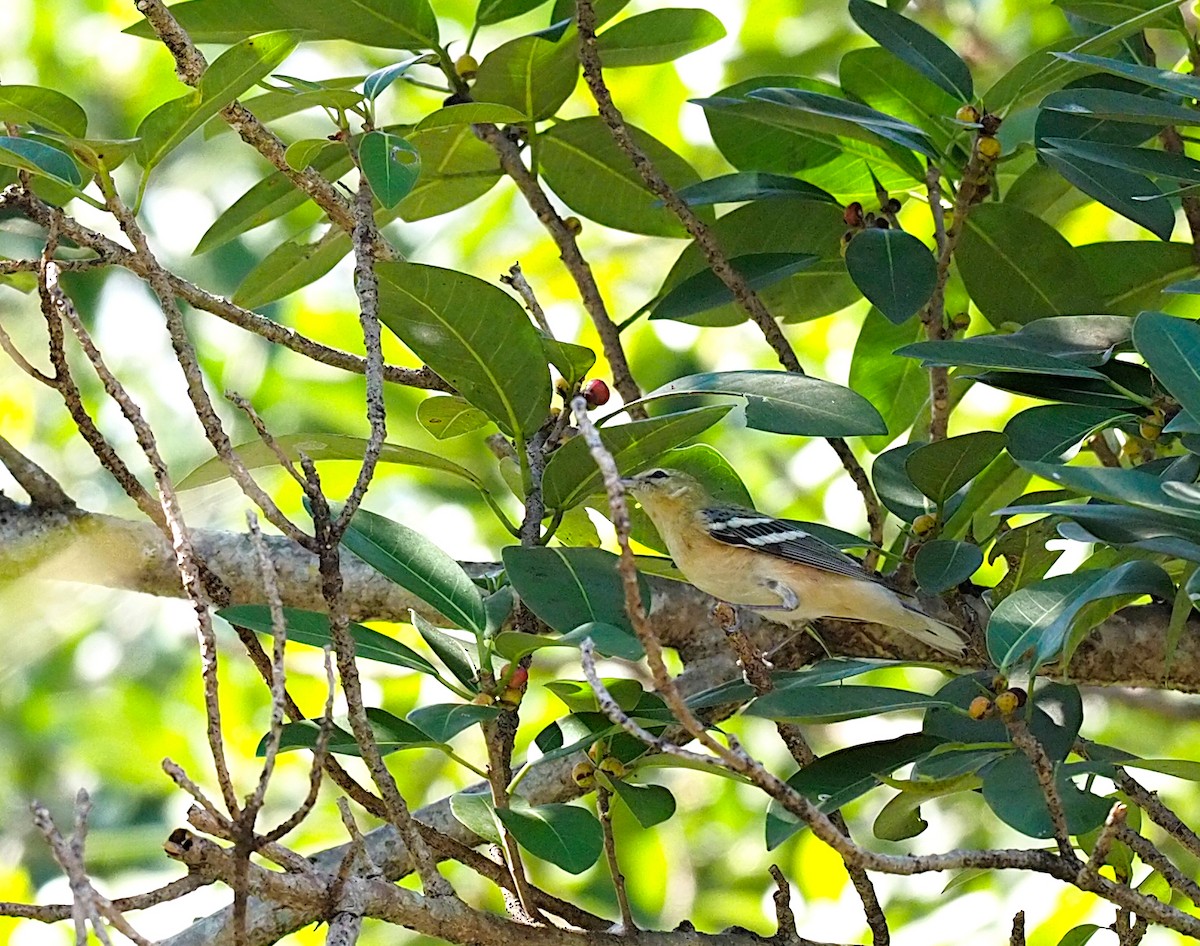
top-left (1004, 405), bottom-right (1132, 462)
top-left (850, 309), bottom-right (927, 453)
top-left (0, 85), bottom-right (87, 137)
top-left (216, 605), bottom-right (438, 675)
top-left (363, 53), bottom-right (439, 100)
top-left (896, 339), bottom-right (1109, 378)
top-left (838, 47), bottom-right (960, 153)
top-left (1014, 460), bottom-right (1200, 516)
top-left (450, 791), bottom-right (501, 843)
top-left (671, 172), bottom-right (836, 207)
top-left (232, 233), bottom-right (350, 308)
top-left (137, 32), bottom-right (298, 174)
top-left (1054, 51), bottom-right (1200, 101)
top-left (542, 405), bottom-right (731, 509)
top-left (0, 137), bottom-right (82, 188)
top-left (1078, 242), bottom-right (1195, 315)
top-left (398, 125), bottom-right (503, 221)
top-left (629, 371), bottom-right (886, 437)
top-left (377, 262), bottom-right (551, 437)
top-left (988, 562), bottom-right (1172, 673)
top-left (906, 432), bottom-right (1007, 504)
top-left (844, 227), bottom-right (936, 324)
top-left (955, 203), bottom-right (1100, 325)
top-left (1040, 146), bottom-right (1173, 240)
top-left (651, 253), bottom-right (818, 322)
top-left (407, 703), bottom-right (500, 743)
top-left (411, 613), bottom-right (479, 691)
top-left (124, 0), bottom-right (440, 48)
top-left (596, 9), bottom-right (725, 67)
top-left (981, 751), bottom-right (1112, 839)
top-left (415, 103), bottom-right (527, 130)
top-left (540, 335), bottom-right (596, 388)
top-left (501, 547), bottom-right (651, 636)
top-left (1041, 87), bottom-right (1200, 126)
top-left (359, 131), bottom-right (421, 208)
top-left (914, 540), bottom-right (983, 594)
top-left (541, 117), bottom-right (708, 237)
top-left (472, 30), bottom-right (579, 121)
top-left (496, 803), bottom-right (603, 874)
top-left (266, 707), bottom-right (439, 758)
top-left (343, 508), bottom-right (487, 634)
top-left (178, 433), bottom-right (483, 490)
top-left (848, 0), bottom-right (973, 100)
top-left (1133, 311), bottom-right (1200, 421)
top-left (608, 779), bottom-right (676, 827)
top-left (747, 685), bottom-right (954, 723)
top-left (416, 395), bottom-right (490, 440)
top-left (873, 442), bottom-right (936, 522)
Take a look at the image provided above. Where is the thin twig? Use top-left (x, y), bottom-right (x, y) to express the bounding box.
top-left (0, 435), bottom-right (75, 509)
top-left (502, 262), bottom-right (551, 333)
top-left (596, 784), bottom-right (635, 931)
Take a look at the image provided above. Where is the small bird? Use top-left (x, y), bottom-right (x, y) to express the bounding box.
top-left (622, 468), bottom-right (965, 655)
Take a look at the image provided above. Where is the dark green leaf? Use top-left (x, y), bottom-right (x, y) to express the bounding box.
top-left (124, 0), bottom-right (440, 48)
top-left (542, 405), bottom-right (731, 509)
top-left (914, 540), bottom-right (983, 594)
top-left (1015, 459), bottom-right (1200, 515)
top-left (651, 253), bottom-right (818, 323)
top-left (450, 790), bottom-right (501, 843)
top-left (416, 395), bottom-right (490, 440)
top-left (477, 0), bottom-right (548, 26)
top-left (850, 308), bottom-right (928, 453)
top-left (896, 339), bottom-right (1109, 377)
top-left (398, 125), bottom-right (503, 221)
top-left (1133, 311), bottom-right (1200, 420)
top-left (1078, 242), bottom-right (1195, 314)
top-left (266, 707), bottom-right (440, 757)
top-left (496, 803), bottom-right (603, 874)
top-left (412, 613), bottom-right (479, 691)
top-left (472, 29), bottom-right (579, 121)
top-left (981, 752), bottom-right (1112, 838)
top-left (178, 433), bottom-right (484, 490)
top-left (906, 431), bottom-right (1007, 504)
top-left (0, 86), bottom-right (87, 137)
top-left (873, 442), bottom-right (936, 521)
top-left (540, 117), bottom-right (708, 237)
top-left (629, 371), bottom-right (886, 437)
top-left (343, 508), bottom-right (487, 634)
top-left (597, 9), bottom-right (725, 66)
top-left (501, 547), bottom-right (651, 635)
top-left (557, 622), bottom-right (645, 660)
top-left (940, 452), bottom-right (1029, 542)
top-left (0, 137), bottom-right (82, 187)
top-left (359, 131), bottom-right (421, 208)
top-left (1041, 87), bottom-right (1200, 126)
top-left (747, 685), bottom-right (954, 723)
top-left (363, 53), bottom-right (439, 100)
top-left (766, 734), bottom-right (945, 849)
top-left (988, 562), bottom-right (1172, 673)
top-left (377, 261), bottom-right (551, 437)
top-left (1166, 277), bottom-right (1200, 294)
top-left (955, 203), bottom-right (1101, 325)
top-left (1036, 503), bottom-right (1200, 561)
top-left (1055, 0), bottom-right (1186, 31)
top-left (844, 228), bottom-right (937, 324)
top-left (407, 703), bottom-right (500, 743)
top-left (540, 335), bottom-right (596, 388)
top-left (839, 48), bottom-right (961, 153)
top-left (688, 659), bottom-right (891, 711)
top-left (608, 779), bottom-right (676, 827)
top-left (1004, 405), bottom-right (1132, 462)
top-left (1056, 926), bottom-right (1102, 946)
top-left (216, 605), bottom-right (438, 674)
top-left (970, 363), bottom-right (1149, 408)
top-left (1054, 51), bottom-right (1200, 101)
top-left (671, 172), bottom-right (836, 207)
top-left (1040, 147), bottom-right (1173, 240)
top-left (848, 0), bottom-right (973, 100)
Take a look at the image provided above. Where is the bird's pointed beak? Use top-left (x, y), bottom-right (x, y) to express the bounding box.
top-left (618, 476), bottom-right (637, 490)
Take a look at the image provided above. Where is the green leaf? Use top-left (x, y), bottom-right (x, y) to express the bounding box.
top-left (981, 752), bottom-right (1113, 839)
top-left (1055, 0), bottom-right (1186, 30)
top-left (407, 703), bottom-right (500, 743)
top-left (848, 0), bottom-right (973, 101)
top-left (596, 9), bottom-right (725, 67)
top-left (0, 137), bottom-right (82, 188)
top-left (873, 772), bottom-right (981, 841)
top-left (1026, 503), bottom-right (1200, 561)
top-left (540, 335), bottom-right (596, 388)
top-left (283, 137), bottom-right (330, 171)
top-left (1078, 242), bottom-right (1196, 314)
top-left (0, 86), bottom-right (87, 137)
top-left (874, 442), bottom-right (936, 522)
top-left (1004, 405), bottom-right (1132, 462)
top-left (671, 172), bottom-right (836, 207)
top-left (558, 622), bottom-right (644, 660)
top-left (1054, 51), bottom-right (1200, 101)
top-left (416, 395), bottom-right (490, 440)
top-left (656, 198), bottom-right (856, 324)
top-left (629, 371), bottom-right (886, 437)
top-left (496, 803), bottom-right (603, 874)
top-left (765, 733), bottom-right (945, 849)
top-left (178, 434), bottom-right (483, 490)
top-left (914, 540), bottom-right (983, 594)
top-left (343, 508), bottom-right (486, 634)
top-left (940, 452), bottom-right (1029, 542)
top-left (747, 685), bottom-right (954, 724)
top-left (232, 232), bottom-right (350, 308)
top-left (411, 613), bottom-right (479, 691)
top-left (850, 309), bottom-right (928, 453)
top-left (376, 261), bottom-right (551, 437)
top-left (266, 707), bottom-right (440, 757)
top-left (415, 102), bottom-right (527, 130)
top-left (136, 32), bottom-right (298, 175)
top-left (542, 405), bottom-right (731, 509)
top-left (1056, 926), bottom-right (1102, 946)
top-left (1040, 146), bottom-right (1173, 240)
top-left (651, 253), bottom-right (818, 323)
top-left (955, 203), bottom-right (1101, 325)
top-left (988, 562), bottom-right (1173, 673)
top-left (124, 0), bottom-right (439, 49)
top-left (216, 605), bottom-right (439, 674)
top-left (450, 790), bottom-right (501, 843)
top-left (398, 125), bottom-right (502, 221)
top-left (1013, 460), bottom-right (1199, 516)
top-left (545, 678), bottom-right (645, 713)
top-left (608, 779), bottom-right (676, 827)
top-left (1041, 87), bottom-right (1200, 126)
top-left (540, 117), bottom-right (708, 237)
top-left (906, 431), bottom-right (1007, 504)
top-left (477, 0), bottom-right (549, 26)
top-left (896, 338), bottom-right (1110, 378)
top-left (359, 131), bottom-right (421, 208)
top-left (363, 53), bottom-right (439, 100)
top-left (472, 29), bottom-right (579, 121)
top-left (1133, 311), bottom-right (1200, 421)
top-left (844, 228), bottom-right (937, 325)
top-left (501, 547), bottom-right (651, 636)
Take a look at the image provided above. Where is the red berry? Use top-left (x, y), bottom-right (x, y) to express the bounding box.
top-left (509, 665), bottom-right (529, 689)
top-left (582, 379), bottom-right (610, 408)
top-left (843, 201), bottom-right (863, 227)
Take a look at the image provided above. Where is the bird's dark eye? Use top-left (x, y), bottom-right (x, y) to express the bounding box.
top-left (646, 469), bottom-right (669, 481)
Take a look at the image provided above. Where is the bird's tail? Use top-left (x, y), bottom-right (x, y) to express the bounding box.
top-left (892, 603), bottom-right (967, 656)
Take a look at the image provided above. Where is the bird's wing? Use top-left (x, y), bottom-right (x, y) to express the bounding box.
top-left (699, 508), bottom-right (880, 583)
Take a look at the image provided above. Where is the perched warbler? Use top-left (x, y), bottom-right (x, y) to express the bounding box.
top-left (622, 468), bottom-right (965, 655)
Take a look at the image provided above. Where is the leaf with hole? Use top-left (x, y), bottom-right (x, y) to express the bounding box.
top-left (359, 131), bottom-right (421, 208)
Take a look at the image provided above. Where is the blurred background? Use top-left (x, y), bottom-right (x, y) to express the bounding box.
top-left (2, 0), bottom-right (1199, 943)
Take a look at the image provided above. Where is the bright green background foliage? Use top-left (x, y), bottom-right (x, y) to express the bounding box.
top-left (5, 0), bottom-right (1200, 944)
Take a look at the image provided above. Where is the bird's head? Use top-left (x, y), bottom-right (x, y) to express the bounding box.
top-left (620, 468), bottom-right (709, 511)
